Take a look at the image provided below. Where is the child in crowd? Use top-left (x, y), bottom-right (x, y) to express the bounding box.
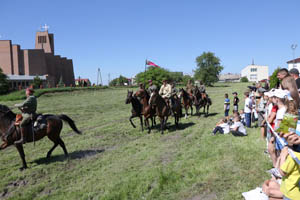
top-left (232, 92), bottom-right (239, 113)
top-left (251, 95), bottom-right (258, 124)
top-left (244, 92), bottom-right (252, 128)
top-left (239, 109), bottom-right (246, 125)
top-left (230, 115), bottom-right (247, 137)
top-left (212, 118), bottom-right (230, 135)
top-left (224, 93), bottom-right (230, 117)
top-left (256, 88), bottom-right (267, 139)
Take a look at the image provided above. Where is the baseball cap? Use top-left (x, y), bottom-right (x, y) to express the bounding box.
top-left (232, 92), bottom-right (237, 95)
top-left (289, 68), bottom-right (299, 75)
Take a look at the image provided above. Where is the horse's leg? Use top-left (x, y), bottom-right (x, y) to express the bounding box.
top-left (147, 118), bottom-right (151, 134)
top-left (15, 144), bottom-right (27, 170)
top-left (140, 116), bottom-right (144, 131)
top-left (47, 142), bottom-right (59, 158)
top-left (129, 116), bottom-right (136, 128)
top-left (160, 117), bottom-right (164, 134)
top-left (185, 107), bottom-right (188, 119)
top-left (191, 104), bottom-right (193, 116)
top-left (207, 105), bottom-right (209, 116)
top-left (58, 138), bottom-right (69, 157)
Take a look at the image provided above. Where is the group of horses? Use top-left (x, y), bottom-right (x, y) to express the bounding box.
top-left (126, 86), bottom-right (212, 134)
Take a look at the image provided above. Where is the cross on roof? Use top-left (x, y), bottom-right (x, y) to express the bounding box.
top-left (41, 24), bottom-right (50, 31)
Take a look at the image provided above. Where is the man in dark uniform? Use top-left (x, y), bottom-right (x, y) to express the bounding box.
top-left (147, 80), bottom-right (157, 95)
top-left (14, 88), bottom-right (37, 144)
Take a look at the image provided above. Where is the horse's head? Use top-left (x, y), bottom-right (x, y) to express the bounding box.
top-left (135, 89), bottom-right (147, 99)
top-left (125, 90), bottom-right (134, 104)
top-left (178, 88), bottom-right (184, 98)
top-left (0, 104), bottom-right (16, 145)
top-left (0, 104), bottom-right (15, 121)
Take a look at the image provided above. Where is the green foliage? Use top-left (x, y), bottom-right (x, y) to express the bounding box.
top-left (194, 52), bottom-right (224, 86)
top-left (169, 72), bottom-right (183, 83)
top-left (240, 76), bottom-right (249, 82)
top-left (0, 68), bottom-right (9, 95)
top-left (182, 75), bottom-right (194, 85)
top-left (135, 66), bottom-right (172, 88)
top-left (269, 67), bottom-right (280, 89)
top-left (109, 75), bottom-right (129, 86)
top-left (33, 76), bottom-right (43, 89)
top-left (58, 76), bottom-right (65, 87)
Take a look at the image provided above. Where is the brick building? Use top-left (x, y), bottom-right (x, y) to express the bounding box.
top-left (0, 30), bottom-right (75, 89)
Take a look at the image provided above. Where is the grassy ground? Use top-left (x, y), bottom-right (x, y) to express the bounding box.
top-left (0, 82), bottom-right (272, 200)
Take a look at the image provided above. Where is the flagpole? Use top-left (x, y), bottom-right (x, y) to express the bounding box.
top-left (144, 59), bottom-right (147, 87)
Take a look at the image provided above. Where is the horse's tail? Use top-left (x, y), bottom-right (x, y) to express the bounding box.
top-left (57, 114), bottom-right (82, 134)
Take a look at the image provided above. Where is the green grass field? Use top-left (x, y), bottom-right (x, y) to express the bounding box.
top-left (0, 83), bottom-right (272, 200)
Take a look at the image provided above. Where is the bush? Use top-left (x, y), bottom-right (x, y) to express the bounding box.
top-left (0, 68), bottom-right (9, 95)
top-left (240, 77), bottom-right (249, 82)
top-left (33, 76), bottom-right (43, 89)
top-left (269, 67), bottom-right (280, 89)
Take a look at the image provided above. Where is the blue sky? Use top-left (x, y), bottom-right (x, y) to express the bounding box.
top-left (1, 0), bottom-right (300, 85)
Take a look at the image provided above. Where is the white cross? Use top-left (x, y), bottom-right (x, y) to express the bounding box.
top-left (41, 24), bottom-right (50, 31)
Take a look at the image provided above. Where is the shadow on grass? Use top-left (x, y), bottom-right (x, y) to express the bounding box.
top-left (209, 85), bottom-right (230, 87)
top-left (32, 149), bottom-right (105, 165)
top-left (193, 112), bottom-right (219, 117)
top-left (167, 122), bottom-right (196, 132)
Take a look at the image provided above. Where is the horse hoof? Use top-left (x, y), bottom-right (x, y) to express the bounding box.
top-left (19, 166), bottom-right (27, 171)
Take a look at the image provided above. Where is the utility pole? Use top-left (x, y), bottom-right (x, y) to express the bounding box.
top-left (97, 68), bottom-right (100, 85)
top-left (108, 73), bottom-right (111, 85)
top-left (99, 68), bottom-right (102, 86)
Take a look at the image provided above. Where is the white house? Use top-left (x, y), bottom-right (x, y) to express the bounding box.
top-left (241, 64), bottom-right (268, 82)
top-left (287, 58), bottom-right (300, 71)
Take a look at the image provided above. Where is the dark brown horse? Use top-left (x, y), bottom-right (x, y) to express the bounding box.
top-left (149, 90), bottom-right (170, 134)
top-left (193, 87), bottom-right (212, 116)
top-left (0, 104), bottom-right (81, 170)
top-left (178, 88), bottom-right (193, 118)
top-left (125, 90), bottom-right (143, 131)
top-left (170, 94), bottom-right (182, 128)
top-left (135, 89), bottom-right (156, 133)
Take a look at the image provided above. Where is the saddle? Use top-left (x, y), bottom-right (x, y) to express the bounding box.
top-left (14, 114), bottom-right (47, 132)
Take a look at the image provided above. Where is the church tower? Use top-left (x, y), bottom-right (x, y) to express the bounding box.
top-left (35, 25), bottom-right (54, 54)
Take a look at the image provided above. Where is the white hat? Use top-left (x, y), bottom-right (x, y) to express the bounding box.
top-left (273, 89), bottom-right (293, 100)
top-left (265, 88), bottom-right (276, 97)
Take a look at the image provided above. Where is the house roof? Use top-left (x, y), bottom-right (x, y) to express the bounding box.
top-left (287, 57), bottom-right (300, 64)
top-left (75, 79), bottom-right (90, 82)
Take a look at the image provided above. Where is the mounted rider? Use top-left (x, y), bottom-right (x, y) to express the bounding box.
top-left (147, 80), bottom-right (157, 95)
top-left (159, 79), bottom-right (172, 104)
top-left (186, 79), bottom-right (195, 101)
top-left (14, 87), bottom-right (37, 144)
top-left (199, 81), bottom-right (206, 93)
top-left (171, 82), bottom-right (178, 99)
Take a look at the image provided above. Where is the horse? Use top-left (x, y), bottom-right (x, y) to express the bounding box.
top-left (193, 87), bottom-right (212, 116)
top-left (149, 90), bottom-right (170, 134)
top-left (170, 93), bottom-right (182, 128)
top-left (178, 88), bottom-right (193, 119)
top-left (135, 89), bottom-right (156, 133)
top-left (0, 104), bottom-right (81, 170)
top-left (125, 90), bottom-right (143, 131)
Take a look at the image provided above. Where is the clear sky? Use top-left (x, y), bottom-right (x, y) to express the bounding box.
top-left (1, 0), bottom-right (300, 85)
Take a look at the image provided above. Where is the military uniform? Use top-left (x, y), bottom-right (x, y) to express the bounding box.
top-left (15, 95), bottom-right (37, 127)
top-left (159, 84), bottom-right (172, 98)
top-left (148, 84), bottom-right (157, 94)
top-left (199, 84), bottom-right (206, 93)
top-left (171, 87), bottom-right (178, 97)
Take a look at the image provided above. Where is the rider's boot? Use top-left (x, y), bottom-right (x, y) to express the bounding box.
top-left (14, 127), bottom-right (26, 145)
top-left (4, 123), bottom-right (15, 141)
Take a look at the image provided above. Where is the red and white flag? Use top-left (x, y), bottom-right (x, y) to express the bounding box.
top-left (146, 60), bottom-right (160, 68)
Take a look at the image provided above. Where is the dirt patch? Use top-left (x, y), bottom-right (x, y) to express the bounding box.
top-left (187, 192), bottom-right (217, 200)
top-left (1, 179), bottom-right (28, 199)
top-left (161, 132), bottom-right (182, 142)
top-left (160, 151), bottom-right (176, 165)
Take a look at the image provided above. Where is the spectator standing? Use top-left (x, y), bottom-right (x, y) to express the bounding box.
top-left (232, 92), bottom-right (239, 113)
top-left (244, 92), bottom-right (252, 128)
top-left (224, 93), bottom-right (230, 117)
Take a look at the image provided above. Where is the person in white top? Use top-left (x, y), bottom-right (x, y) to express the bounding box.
top-left (230, 116), bottom-right (247, 136)
top-left (212, 118), bottom-right (230, 135)
top-left (244, 92), bottom-right (252, 128)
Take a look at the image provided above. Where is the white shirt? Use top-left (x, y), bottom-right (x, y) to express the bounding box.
top-left (266, 103), bottom-right (273, 118)
top-left (220, 123), bottom-right (230, 134)
top-left (275, 106), bottom-right (287, 130)
top-left (231, 121), bottom-right (247, 135)
top-left (244, 97), bottom-right (251, 113)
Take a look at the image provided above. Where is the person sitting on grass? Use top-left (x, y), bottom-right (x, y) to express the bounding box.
top-left (230, 115), bottom-right (247, 137)
top-left (212, 118), bottom-right (230, 135)
top-left (239, 109), bottom-right (246, 125)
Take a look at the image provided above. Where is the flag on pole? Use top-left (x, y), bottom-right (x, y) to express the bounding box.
top-left (146, 60), bottom-right (160, 68)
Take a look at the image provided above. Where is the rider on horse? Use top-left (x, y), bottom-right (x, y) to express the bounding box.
top-left (171, 82), bottom-right (178, 99)
top-left (199, 81), bottom-right (206, 93)
top-left (186, 79), bottom-right (195, 100)
top-left (147, 80), bottom-right (157, 95)
top-left (159, 79), bottom-right (172, 105)
top-left (14, 87), bottom-right (37, 144)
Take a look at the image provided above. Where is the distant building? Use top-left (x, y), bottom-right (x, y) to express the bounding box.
top-left (218, 73), bottom-right (241, 82)
top-left (75, 78), bottom-right (91, 87)
top-left (7, 75), bottom-right (48, 90)
top-left (287, 57), bottom-right (300, 71)
top-left (241, 64), bottom-right (268, 82)
top-left (0, 28), bottom-right (75, 89)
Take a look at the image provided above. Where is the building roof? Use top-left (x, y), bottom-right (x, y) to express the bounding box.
top-left (75, 78), bottom-right (90, 82)
top-left (7, 75), bottom-right (47, 81)
top-left (287, 57), bottom-right (300, 64)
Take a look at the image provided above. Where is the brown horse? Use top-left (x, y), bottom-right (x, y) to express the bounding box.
top-left (193, 87), bottom-right (212, 116)
top-left (125, 90), bottom-right (143, 131)
top-left (178, 88), bottom-right (193, 118)
top-left (170, 94), bottom-right (182, 128)
top-left (149, 90), bottom-right (170, 134)
top-left (0, 104), bottom-right (81, 170)
top-left (135, 89), bottom-right (156, 133)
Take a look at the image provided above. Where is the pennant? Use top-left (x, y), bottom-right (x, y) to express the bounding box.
top-left (146, 60), bottom-right (160, 68)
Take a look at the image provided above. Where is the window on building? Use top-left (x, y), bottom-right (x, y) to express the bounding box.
top-left (250, 74), bottom-right (257, 80)
top-left (250, 68), bottom-right (257, 72)
top-left (38, 36), bottom-right (47, 43)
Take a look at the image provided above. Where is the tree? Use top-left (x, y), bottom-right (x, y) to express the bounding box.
top-left (182, 75), bottom-right (194, 85)
top-left (0, 68), bottom-right (9, 94)
top-left (135, 66), bottom-right (171, 88)
top-left (109, 75), bottom-right (129, 86)
top-left (58, 76), bottom-right (65, 87)
top-left (269, 67), bottom-right (280, 89)
top-left (194, 52), bottom-right (223, 86)
top-left (33, 76), bottom-right (43, 88)
top-left (169, 72), bottom-right (183, 83)
top-left (240, 76), bottom-right (249, 82)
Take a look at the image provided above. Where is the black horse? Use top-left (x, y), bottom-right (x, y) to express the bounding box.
top-left (193, 87), bottom-right (212, 116)
top-left (178, 88), bottom-right (193, 118)
top-left (125, 90), bottom-right (144, 131)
